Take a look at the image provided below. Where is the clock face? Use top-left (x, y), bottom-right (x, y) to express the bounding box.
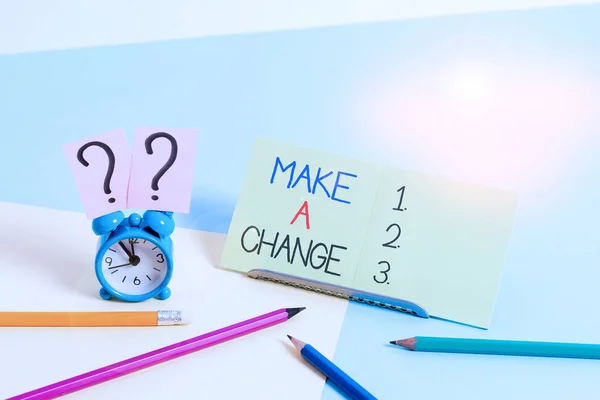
top-left (99, 237), bottom-right (169, 296)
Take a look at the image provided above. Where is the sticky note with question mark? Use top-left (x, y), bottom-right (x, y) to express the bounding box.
top-left (63, 129), bottom-right (132, 219)
top-left (127, 127), bottom-right (199, 212)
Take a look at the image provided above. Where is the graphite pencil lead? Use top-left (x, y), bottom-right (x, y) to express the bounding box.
top-left (285, 307), bottom-right (306, 320)
top-left (389, 340), bottom-right (397, 345)
top-left (287, 334), bottom-right (293, 340)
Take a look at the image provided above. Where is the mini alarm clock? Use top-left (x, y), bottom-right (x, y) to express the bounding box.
top-left (91, 210), bottom-right (175, 302)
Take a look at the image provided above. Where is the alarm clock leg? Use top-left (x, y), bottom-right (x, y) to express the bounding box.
top-left (156, 287), bottom-right (171, 300)
top-left (99, 288), bottom-right (112, 300)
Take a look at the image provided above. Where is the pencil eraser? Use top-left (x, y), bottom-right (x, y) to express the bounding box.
top-left (157, 310), bottom-right (189, 326)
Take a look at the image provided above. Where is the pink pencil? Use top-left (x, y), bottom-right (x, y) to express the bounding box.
top-left (8, 307), bottom-right (305, 399)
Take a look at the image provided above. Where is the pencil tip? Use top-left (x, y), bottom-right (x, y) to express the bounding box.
top-left (389, 340), bottom-right (397, 345)
top-left (285, 307), bottom-right (306, 320)
top-left (288, 335), bottom-right (306, 351)
top-left (391, 337), bottom-right (417, 350)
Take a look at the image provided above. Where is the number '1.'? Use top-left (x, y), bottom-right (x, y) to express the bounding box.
top-left (393, 186), bottom-right (406, 211)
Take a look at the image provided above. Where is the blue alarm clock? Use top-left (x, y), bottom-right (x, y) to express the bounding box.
top-left (91, 210), bottom-right (175, 302)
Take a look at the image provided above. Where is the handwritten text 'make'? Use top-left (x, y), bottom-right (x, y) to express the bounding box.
top-left (269, 157), bottom-right (358, 205)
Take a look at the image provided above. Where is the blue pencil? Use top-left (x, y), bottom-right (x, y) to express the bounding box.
top-left (389, 336), bottom-right (600, 359)
top-left (287, 335), bottom-right (377, 400)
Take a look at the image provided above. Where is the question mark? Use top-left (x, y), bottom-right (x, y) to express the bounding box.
top-left (145, 132), bottom-right (178, 201)
top-left (77, 141), bottom-right (116, 203)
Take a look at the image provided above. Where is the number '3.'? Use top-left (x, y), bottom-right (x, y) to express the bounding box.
top-left (373, 261), bottom-right (390, 284)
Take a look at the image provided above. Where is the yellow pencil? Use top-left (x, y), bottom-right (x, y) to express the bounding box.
top-left (0, 310), bottom-right (189, 327)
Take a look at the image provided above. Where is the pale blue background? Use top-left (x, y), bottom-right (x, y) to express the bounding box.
top-left (1, 4), bottom-right (600, 399)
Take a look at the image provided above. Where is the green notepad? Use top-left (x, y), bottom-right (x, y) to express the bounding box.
top-left (220, 138), bottom-right (518, 329)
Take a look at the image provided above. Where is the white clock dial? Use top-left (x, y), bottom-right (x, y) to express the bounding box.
top-left (100, 237), bottom-right (168, 296)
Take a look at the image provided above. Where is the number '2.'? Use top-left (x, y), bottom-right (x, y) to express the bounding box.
top-left (382, 223), bottom-right (401, 248)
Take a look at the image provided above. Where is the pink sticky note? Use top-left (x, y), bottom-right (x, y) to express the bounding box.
top-left (64, 129), bottom-right (132, 219)
top-left (127, 127), bottom-right (199, 212)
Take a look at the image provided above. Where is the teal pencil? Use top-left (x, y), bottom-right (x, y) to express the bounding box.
top-left (389, 336), bottom-right (600, 360)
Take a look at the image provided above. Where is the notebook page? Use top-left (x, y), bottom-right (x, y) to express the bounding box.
top-left (352, 166), bottom-right (518, 328)
top-left (220, 137), bottom-right (381, 288)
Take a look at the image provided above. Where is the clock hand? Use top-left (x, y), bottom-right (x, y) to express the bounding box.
top-left (108, 263), bottom-right (132, 270)
top-left (130, 240), bottom-right (135, 256)
top-left (118, 241), bottom-right (133, 258)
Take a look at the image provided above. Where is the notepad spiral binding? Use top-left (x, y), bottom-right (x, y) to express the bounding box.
top-left (247, 269), bottom-right (429, 318)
